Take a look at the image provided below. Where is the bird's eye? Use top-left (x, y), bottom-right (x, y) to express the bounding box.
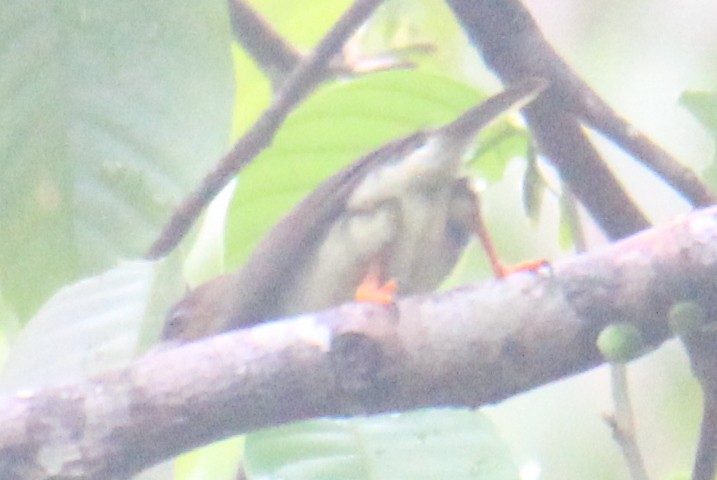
top-left (161, 306), bottom-right (188, 340)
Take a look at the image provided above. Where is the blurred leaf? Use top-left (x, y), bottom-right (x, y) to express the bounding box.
top-left (0, 291), bottom-right (20, 341)
top-left (174, 436), bottom-right (244, 480)
top-left (247, 0), bottom-right (353, 48)
top-left (680, 90), bottom-right (717, 191)
top-left (137, 251), bottom-right (186, 351)
top-left (468, 124), bottom-right (531, 183)
top-left (558, 205), bottom-right (575, 251)
top-left (667, 472), bottom-right (691, 480)
top-left (245, 409), bottom-right (518, 480)
top-left (680, 90), bottom-right (717, 137)
top-left (701, 162), bottom-right (717, 197)
top-left (557, 193), bottom-right (578, 252)
top-left (521, 145), bottom-right (545, 223)
top-left (354, 0), bottom-right (473, 77)
top-left (0, 260), bottom-right (156, 391)
top-left (225, 70), bottom-right (482, 269)
top-left (232, 43), bottom-right (273, 136)
top-left (0, 0), bottom-right (235, 319)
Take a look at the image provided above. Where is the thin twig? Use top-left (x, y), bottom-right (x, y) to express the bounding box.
top-left (679, 321), bottom-right (717, 480)
top-left (563, 178), bottom-right (649, 479)
top-left (693, 399), bottom-right (717, 480)
top-left (578, 88), bottom-right (715, 207)
top-left (227, 0), bottom-right (418, 87)
top-left (604, 364), bottom-right (650, 480)
top-left (227, 0), bottom-right (302, 86)
top-left (146, 0), bottom-right (385, 259)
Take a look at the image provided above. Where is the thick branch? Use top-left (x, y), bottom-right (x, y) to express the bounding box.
top-left (525, 106), bottom-right (650, 238)
top-left (146, 0), bottom-right (385, 259)
top-left (5, 206), bottom-right (717, 479)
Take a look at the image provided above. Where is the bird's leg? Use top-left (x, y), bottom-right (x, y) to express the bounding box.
top-left (354, 260), bottom-right (398, 304)
top-left (469, 192), bottom-right (508, 279)
top-left (468, 188), bottom-right (548, 279)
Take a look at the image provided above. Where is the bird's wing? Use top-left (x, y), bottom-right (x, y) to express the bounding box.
top-left (223, 132), bottom-right (429, 328)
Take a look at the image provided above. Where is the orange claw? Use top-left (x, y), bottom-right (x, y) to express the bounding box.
top-left (497, 258), bottom-right (551, 279)
top-left (355, 264), bottom-right (397, 304)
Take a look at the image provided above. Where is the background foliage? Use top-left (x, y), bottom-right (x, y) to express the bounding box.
top-left (1, 0), bottom-right (717, 479)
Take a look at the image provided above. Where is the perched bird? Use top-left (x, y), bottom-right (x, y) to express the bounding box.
top-left (162, 78), bottom-right (549, 342)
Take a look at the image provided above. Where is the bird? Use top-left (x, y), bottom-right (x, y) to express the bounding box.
top-left (162, 77), bottom-right (549, 342)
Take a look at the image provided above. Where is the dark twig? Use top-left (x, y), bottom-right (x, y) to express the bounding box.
top-left (579, 98), bottom-right (715, 207)
top-left (146, 0), bottom-right (385, 259)
top-left (229, 0), bottom-right (420, 90)
top-left (676, 317), bottom-right (717, 480)
top-left (694, 400), bottom-right (717, 480)
top-left (525, 106), bottom-right (650, 239)
top-left (446, 0), bottom-right (714, 239)
top-left (227, 0), bottom-right (302, 86)
top-left (227, 0), bottom-right (419, 86)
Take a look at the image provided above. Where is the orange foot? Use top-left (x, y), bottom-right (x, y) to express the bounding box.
top-left (355, 264), bottom-right (397, 304)
top-left (496, 258), bottom-right (551, 279)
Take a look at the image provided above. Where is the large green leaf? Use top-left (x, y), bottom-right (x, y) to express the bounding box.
top-left (245, 409), bottom-right (518, 480)
top-left (0, 0), bottom-right (235, 319)
top-left (0, 260), bottom-right (157, 391)
top-left (248, 0), bottom-right (354, 48)
top-left (681, 90), bottom-right (717, 137)
top-left (225, 70), bottom-right (482, 269)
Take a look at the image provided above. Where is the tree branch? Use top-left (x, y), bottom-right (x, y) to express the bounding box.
top-left (446, 0), bottom-right (715, 240)
top-left (227, 0), bottom-right (302, 86)
top-left (5, 206), bottom-right (717, 479)
top-left (580, 94), bottom-right (715, 208)
top-left (146, 0), bottom-right (385, 259)
top-left (527, 106), bottom-right (651, 238)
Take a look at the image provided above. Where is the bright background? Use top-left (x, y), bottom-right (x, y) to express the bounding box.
top-left (2, 1), bottom-right (717, 479)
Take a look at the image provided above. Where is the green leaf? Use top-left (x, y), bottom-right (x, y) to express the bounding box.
top-left (225, 70), bottom-right (482, 269)
top-left (248, 0), bottom-right (353, 48)
top-left (557, 193), bottom-right (578, 252)
top-left (0, 260), bottom-right (157, 391)
top-left (245, 409), bottom-right (518, 480)
top-left (667, 472), bottom-right (692, 480)
top-left (679, 90), bottom-right (717, 191)
top-left (680, 90), bottom-right (717, 137)
top-left (521, 145), bottom-right (544, 223)
top-left (353, 0), bottom-right (476, 77)
top-left (0, 1), bottom-right (235, 319)
top-left (468, 124), bottom-right (531, 183)
top-left (174, 436), bottom-right (244, 480)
